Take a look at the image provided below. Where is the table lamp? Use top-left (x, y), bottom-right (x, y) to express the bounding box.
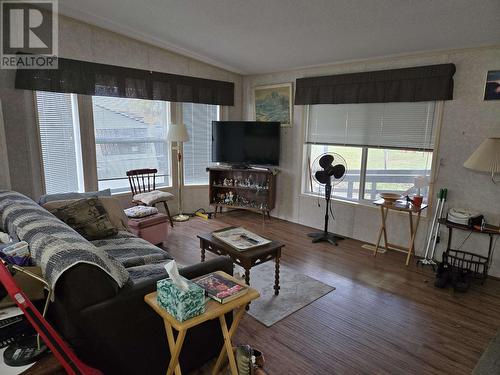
top-left (166, 123), bottom-right (190, 222)
top-left (463, 137), bottom-right (500, 183)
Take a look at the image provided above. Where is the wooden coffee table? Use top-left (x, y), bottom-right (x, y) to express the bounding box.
top-left (198, 228), bottom-right (284, 297)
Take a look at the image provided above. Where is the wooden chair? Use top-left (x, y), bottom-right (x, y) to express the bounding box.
top-left (126, 168), bottom-right (174, 227)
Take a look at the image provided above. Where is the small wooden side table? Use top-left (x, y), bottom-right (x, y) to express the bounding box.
top-left (198, 229), bottom-right (283, 297)
top-left (373, 199), bottom-right (428, 266)
top-left (144, 271), bottom-right (260, 375)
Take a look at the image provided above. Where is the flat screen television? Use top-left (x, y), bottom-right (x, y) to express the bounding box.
top-left (212, 121), bottom-right (280, 166)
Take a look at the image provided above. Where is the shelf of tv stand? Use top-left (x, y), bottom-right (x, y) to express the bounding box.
top-left (210, 203), bottom-right (272, 222)
top-left (207, 167), bottom-right (276, 223)
top-left (212, 185), bottom-right (269, 192)
top-left (211, 203), bottom-right (268, 211)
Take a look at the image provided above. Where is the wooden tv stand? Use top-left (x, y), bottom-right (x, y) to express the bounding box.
top-left (207, 167), bottom-right (277, 222)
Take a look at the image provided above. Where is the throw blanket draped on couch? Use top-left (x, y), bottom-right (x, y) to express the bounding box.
top-left (0, 191), bottom-right (130, 291)
top-left (0, 190), bottom-right (234, 375)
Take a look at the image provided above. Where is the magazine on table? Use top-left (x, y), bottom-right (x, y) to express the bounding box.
top-left (212, 227), bottom-right (271, 251)
top-left (194, 273), bottom-right (247, 304)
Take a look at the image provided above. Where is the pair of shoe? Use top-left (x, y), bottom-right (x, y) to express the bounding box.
top-left (434, 262), bottom-right (472, 292)
top-left (434, 262), bottom-right (451, 288)
top-left (452, 269), bottom-right (473, 292)
top-left (235, 345), bottom-right (266, 375)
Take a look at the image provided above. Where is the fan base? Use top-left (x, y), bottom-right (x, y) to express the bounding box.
top-left (308, 231), bottom-right (344, 246)
top-left (4, 335), bottom-right (49, 366)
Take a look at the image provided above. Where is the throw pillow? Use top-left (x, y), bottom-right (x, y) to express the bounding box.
top-left (44, 197), bottom-right (129, 231)
top-left (51, 198), bottom-right (118, 240)
top-left (124, 205), bottom-right (158, 218)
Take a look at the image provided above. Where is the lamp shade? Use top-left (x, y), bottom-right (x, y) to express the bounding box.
top-left (166, 123), bottom-right (189, 142)
top-left (463, 137), bottom-right (500, 174)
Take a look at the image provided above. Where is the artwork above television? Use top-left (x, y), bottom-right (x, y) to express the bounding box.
top-left (212, 121), bottom-right (280, 168)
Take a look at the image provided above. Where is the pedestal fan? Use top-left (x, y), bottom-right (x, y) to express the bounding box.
top-left (308, 153), bottom-right (347, 246)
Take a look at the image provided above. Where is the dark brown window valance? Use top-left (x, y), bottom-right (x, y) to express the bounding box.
top-left (295, 63), bottom-right (456, 105)
top-left (15, 57), bottom-right (234, 106)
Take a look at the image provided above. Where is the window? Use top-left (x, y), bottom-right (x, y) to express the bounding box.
top-left (305, 101), bottom-right (437, 202)
top-left (36, 92), bottom-right (84, 194)
top-left (182, 103), bottom-right (219, 185)
top-left (364, 148), bottom-right (432, 200)
top-left (92, 97), bottom-right (171, 193)
top-left (309, 145), bottom-right (362, 200)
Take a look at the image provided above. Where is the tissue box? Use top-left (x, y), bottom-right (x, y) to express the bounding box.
top-left (157, 277), bottom-right (205, 322)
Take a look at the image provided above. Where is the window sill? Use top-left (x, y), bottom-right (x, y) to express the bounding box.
top-left (299, 192), bottom-right (429, 218)
top-left (300, 192), bottom-right (374, 209)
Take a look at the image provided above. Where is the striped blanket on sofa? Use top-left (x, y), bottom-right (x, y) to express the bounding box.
top-left (0, 191), bottom-right (131, 291)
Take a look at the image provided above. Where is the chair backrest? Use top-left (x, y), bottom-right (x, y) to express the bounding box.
top-left (126, 168), bottom-right (158, 195)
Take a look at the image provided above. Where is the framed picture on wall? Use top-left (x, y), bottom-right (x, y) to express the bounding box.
top-left (484, 70), bottom-right (500, 100)
top-left (254, 83), bottom-right (293, 127)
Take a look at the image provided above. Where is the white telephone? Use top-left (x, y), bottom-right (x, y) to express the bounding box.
top-left (447, 208), bottom-right (482, 226)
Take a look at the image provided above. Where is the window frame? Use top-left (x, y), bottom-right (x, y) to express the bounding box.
top-left (300, 101), bottom-right (444, 209)
top-left (180, 103), bottom-right (221, 187)
top-left (35, 93), bottom-right (175, 196)
top-left (91, 96), bottom-right (172, 194)
top-left (35, 94), bottom-right (226, 196)
top-left (34, 91), bottom-right (85, 195)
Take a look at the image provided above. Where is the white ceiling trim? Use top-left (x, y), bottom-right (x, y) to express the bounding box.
top-left (58, 4), bottom-right (246, 75)
top-left (254, 43), bottom-right (500, 77)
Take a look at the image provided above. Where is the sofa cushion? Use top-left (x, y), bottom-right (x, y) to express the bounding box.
top-left (38, 189), bottom-right (111, 206)
top-left (91, 231), bottom-right (173, 279)
top-left (126, 263), bottom-right (172, 284)
top-left (50, 198), bottom-right (118, 240)
top-left (44, 197), bottom-right (129, 231)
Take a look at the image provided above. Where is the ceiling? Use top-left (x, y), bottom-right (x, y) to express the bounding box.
top-left (59, 0), bottom-right (500, 75)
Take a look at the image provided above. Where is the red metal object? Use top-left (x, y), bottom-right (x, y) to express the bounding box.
top-left (0, 260), bottom-right (102, 375)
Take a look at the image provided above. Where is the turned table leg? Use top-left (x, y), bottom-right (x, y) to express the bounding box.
top-left (200, 239), bottom-right (206, 262)
top-left (274, 253), bottom-right (280, 296)
top-left (244, 267), bottom-right (251, 310)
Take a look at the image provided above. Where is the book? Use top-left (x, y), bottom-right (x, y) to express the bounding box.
top-left (212, 227), bottom-right (271, 251)
top-left (194, 273), bottom-right (247, 304)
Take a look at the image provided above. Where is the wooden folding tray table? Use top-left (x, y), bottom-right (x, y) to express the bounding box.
top-left (373, 199), bottom-right (428, 266)
top-left (144, 271), bottom-right (260, 375)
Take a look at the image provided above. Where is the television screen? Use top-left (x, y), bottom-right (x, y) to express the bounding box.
top-left (212, 121), bottom-right (280, 166)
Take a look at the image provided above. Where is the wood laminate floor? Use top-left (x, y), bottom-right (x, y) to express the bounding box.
top-left (165, 211), bottom-right (500, 375)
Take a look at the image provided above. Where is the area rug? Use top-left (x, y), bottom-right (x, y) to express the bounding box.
top-left (473, 329), bottom-right (500, 374)
top-left (234, 262), bottom-right (335, 327)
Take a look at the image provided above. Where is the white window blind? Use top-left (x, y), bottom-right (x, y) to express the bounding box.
top-left (306, 101), bottom-right (436, 150)
top-left (182, 103), bottom-right (219, 185)
top-left (36, 92), bottom-right (84, 194)
top-left (92, 97), bottom-right (170, 193)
